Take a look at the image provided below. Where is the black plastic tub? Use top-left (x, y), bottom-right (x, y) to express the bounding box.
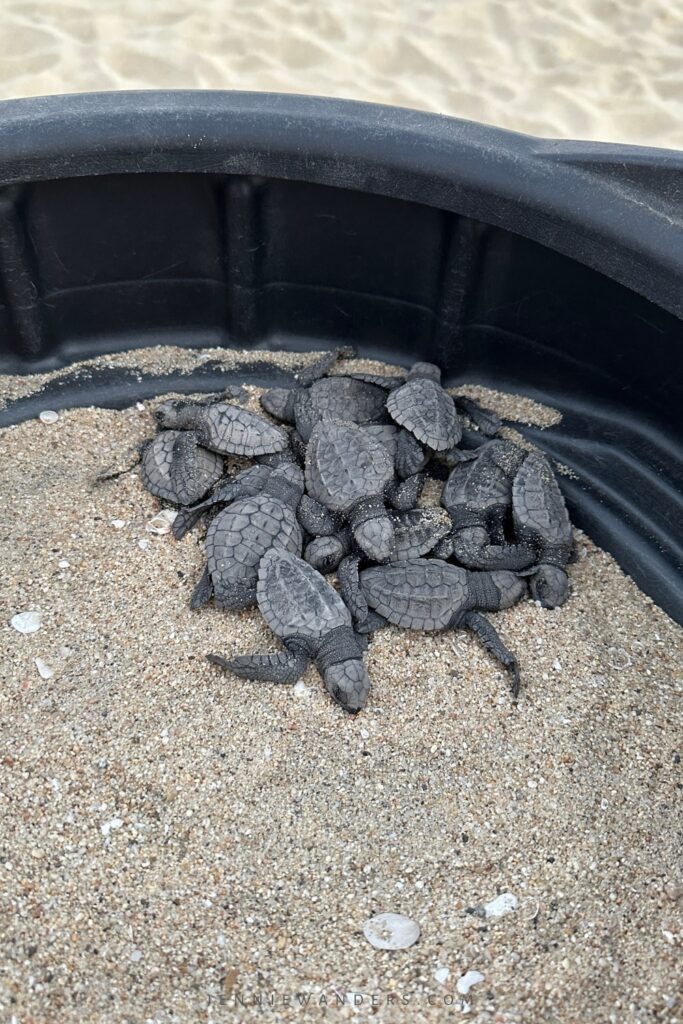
top-left (0, 91), bottom-right (681, 622)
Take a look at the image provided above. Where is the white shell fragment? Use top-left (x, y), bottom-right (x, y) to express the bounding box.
top-left (111, 519), bottom-right (126, 529)
top-left (434, 966), bottom-right (450, 984)
top-left (483, 892), bottom-right (518, 918)
top-left (362, 912), bottom-right (420, 950)
top-left (39, 410), bottom-right (59, 424)
top-left (146, 509), bottom-right (178, 535)
top-left (10, 611), bottom-right (43, 634)
top-left (34, 658), bottom-right (54, 679)
top-left (457, 970), bottom-right (485, 995)
top-left (293, 681), bottom-right (310, 698)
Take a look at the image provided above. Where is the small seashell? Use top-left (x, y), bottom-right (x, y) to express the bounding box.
top-left (293, 681), bottom-right (310, 698)
top-left (111, 519), bottom-right (126, 530)
top-left (138, 539), bottom-right (150, 550)
top-left (434, 966), bottom-right (450, 984)
top-left (482, 892), bottom-right (518, 918)
top-left (130, 949), bottom-right (143, 962)
top-left (456, 970), bottom-right (485, 995)
top-left (362, 912), bottom-right (420, 950)
top-left (10, 611), bottom-right (43, 634)
top-left (34, 658), bottom-right (54, 679)
top-left (39, 410), bottom-right (59, 424)
top-left (58, 559), bottom-right (70, 568)
top-left (136, 402), bottom-right (146, 411)
top-left (146, 509), bottom-right (178, 535)
top-left (607, 646), bottom-right (632, 670)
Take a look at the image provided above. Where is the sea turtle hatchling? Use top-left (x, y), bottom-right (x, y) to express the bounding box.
top-left (386, 362), bottom-right (462, 452)
top-left (207, 549), bottom-right (371, 713)
top-left (438, 439), bottom-right (536, 571)
top-left (348, 558), bottom-right (527, 697)
top-left (139, 430), bottom-right (223, 505)
top-left (260, 345), bottom-right (354, 422)
top-left (155, 398), bottom-right (288, 457)
top-left (301, 419), bottom-right (402, 562)
top-left (190, 463), bottom-right (305, 610)
top-left (512, 452), bottom-right (574, 608)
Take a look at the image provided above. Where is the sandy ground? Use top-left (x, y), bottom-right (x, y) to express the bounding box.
top-left (0, 0), bottom-right (681, 148)
top-left (1, 354), bottom-right (681, 1023)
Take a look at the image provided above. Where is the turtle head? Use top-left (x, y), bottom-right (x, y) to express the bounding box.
top-left (323, 659), bottom-right (370, 714)
top-left (529, 564), bottom-right (569, 608)
top-left (489, 570), bottom-right (528, 609)
top-left (304, 535), bottom-right (347, 574)
top-left (260, 387), bottom-right (296, 423)
top-left (407, 361), bottom-right (441, 383)
top-left (353, 515), bottom-right (395, 563)
top-left (155, 399), bottom-right (195, 429)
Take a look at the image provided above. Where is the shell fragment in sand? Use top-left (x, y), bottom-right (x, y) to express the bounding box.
top-left (362, 912), bottom-right (420, 950)
top-left (10, 611), bottom-right (43, 634)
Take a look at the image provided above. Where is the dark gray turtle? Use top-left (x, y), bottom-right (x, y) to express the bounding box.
top-left (438, 439), bottom-right (536, 571)
top-left (350, 558), bottom-right (527, 697)
top-left (512, 452), bottom-right (573, 608)
top-left (139, 430), bottom-right (223, 505)
top-left (260, 346), bottom-right (354, 422)
top-left (190, 463), bottom-right (304, 610)
top-left (155, 398), bottom-right (288, 457)
top-left (386, 362), bottom-right (462, 453)
top-left (304, 508), bottom-right (451, 575)
top-left (302, 419), bottom-right (397, 562)
top-left (207, 549), bottom-right (371, 712)
top-left (292, 376), bottom-right (389, 442)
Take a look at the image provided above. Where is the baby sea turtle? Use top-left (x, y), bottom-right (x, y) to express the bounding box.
top-left (292, 376), bottom-right (390, 442)
top-left (350, 558), bottom-right (527, 696)
top-left (438, 439), bottom-right (536, 571)
top-left (190, 464), bottom-right (304, 610)
top-left (513, 452), bottom-right (573, 608)
top-left (304, 507), bottom-right (451, 575)
top-left (155, 398), bottom-right (288, 457)
top-left (207, 549), bottom-right (371, 712)
top-left (386, 362), bottom-right (463, 453)
top-left (140, 430), bottom-right (223, 505)
top-left (260, 346), bottom-right (354, 422)
top-left (302, 419), bottom-right (398, 562)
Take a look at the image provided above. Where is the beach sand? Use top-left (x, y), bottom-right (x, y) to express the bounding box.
top-left (0, 0), bottom-right (681, 149)
top-left (1, 350), bottom-right (681, 1022)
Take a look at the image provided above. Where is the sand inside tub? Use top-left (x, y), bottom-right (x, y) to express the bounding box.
top-left (1, 351), bottom-right (681, 1024)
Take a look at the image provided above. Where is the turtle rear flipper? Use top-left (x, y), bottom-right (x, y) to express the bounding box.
top-left (337, 556), bottom-right (368, 626)
top-left (460, 611), bottom-right (520, 699)
top-left (294, 345), bottom-right (355, 386)
top-left (452, 528), bottom-right (536, 572)
top-left (208, 649), bottom-right (310, 684)
top-left (190, 565), bottom-right (214, 609)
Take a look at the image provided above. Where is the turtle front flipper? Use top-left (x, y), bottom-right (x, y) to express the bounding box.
top-left (459, 610), bottom-right (520, 699)
top-left (454, 396), bottom-right (502, 437)
top-left (207, 649), bottom-right (310, 684)
top-left (297, 495), bottom-right (340, 537)
top-left (452, 527), bottom-right (536, 572)
top-left (294, 345), bottom-right (355, 386)
top-left (337, 556), bottom-right (368, 626)
top-left (386, 473), bottom-right (425, 512)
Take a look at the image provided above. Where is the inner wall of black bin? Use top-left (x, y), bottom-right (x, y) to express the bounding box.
top-left (0, 171), bottom-right (681, 623)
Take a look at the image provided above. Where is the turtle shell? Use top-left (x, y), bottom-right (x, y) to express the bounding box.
top-left (512, 453), bottom-right (572, 557)
top-left (140, 430), bottom-right (223, 504)
top-left (205, 494), bottom-right (303, 604)
top-left (294, 377), bottom-right (388, 441)
top-left (257, 549), bottom-right (351, 640)
top-left (305, 420), bottom-right (394, 513)
top-left (442, 440), bottom-right (525, 511)
top-left (195, 402), bottom-right (288, 456)
top-left (387, 378), bottom-right (461, 451)
top-left (360, 557), bottom-right (468, 631)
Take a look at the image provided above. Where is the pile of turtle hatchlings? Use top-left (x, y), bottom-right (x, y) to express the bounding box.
top-left (137, 348), bottom-right (573, 712)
